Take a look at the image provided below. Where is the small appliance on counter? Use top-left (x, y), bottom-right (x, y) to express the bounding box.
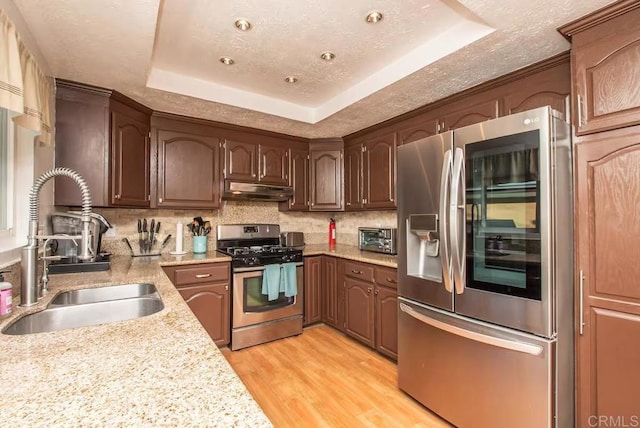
top-left (280, 231), bottom-right (305, 249)
top-left (47, 212), bottom-right (111, 273)
top-left (358, 227), bottom-right (397, 255)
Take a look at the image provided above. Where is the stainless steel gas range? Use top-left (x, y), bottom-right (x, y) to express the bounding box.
top-left (217, 224), bottom-right (304, 350)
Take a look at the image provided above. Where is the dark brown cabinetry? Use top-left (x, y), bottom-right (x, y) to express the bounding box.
top-left (374, 266), bottom-right (398, 359)
top-left (344, 276), bottom-right (375, 347)
top-left (309, 140), bottom-right (343, 211)
top-left (322, 256), bottom-right (340, 329)
top-left (279, 147), bottom-right (309, 211)
top-left (561, 2), bottom-right (640, 135)
top-left (55, 80), bottom-right (151, 207)
top-left (152, 115), bottom-right (220, 209)
top-left (163, 262), bottom-right (231, 347)
top-left (223, 140), bottom-right (258, 182)
top-left (304, 256), bottom-right (322, 326)
top-left (258, 144), bottom-right (289, 185)
top-left (397, 114), bottom-right (440, 146)
top-left (344, 143), bottom-right (363, 210)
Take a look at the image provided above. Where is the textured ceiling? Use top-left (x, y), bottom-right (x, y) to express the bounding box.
top-left (11, 0), bottom-right (615, 138)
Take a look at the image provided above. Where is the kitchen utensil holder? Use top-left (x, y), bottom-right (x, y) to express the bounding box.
top-left (123, 233), bottom-right (171, 257)
top-left (192, 236), bottom-right (208, 254)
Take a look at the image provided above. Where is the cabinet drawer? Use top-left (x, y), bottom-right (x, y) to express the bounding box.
top-left (375, 266), bottom-right (398, 289)
top-left (174, 263), bottom-right (230, 286)
top-left (344, 261), bottom-right (374, 282)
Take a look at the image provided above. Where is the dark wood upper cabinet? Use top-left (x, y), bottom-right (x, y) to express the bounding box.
top-left (55, 81), bottom-right (151, 207)
top-left (279, 147), bottom-right (309, 211)
top-left (304, 256), bottom-right (322, 326)
top-left (363, 133), bottom-right (396, 209)
top-left (258, 144), bottom-right (288, 185)
top-left (309, 140), bottom-right (343, 211)
top-left (110, 107), bottom-right (150, 207)
top-left (344, 143), bottom-right (363, 211)
top-left (223, 139), bottom-right (257, 182)
top-left (440, 98), bottom-right (499, 132)
top-left (153, 118), bottom-right (220, 209)
top-left (574, 126), bottom-right (640, 426)
top-left (560, 2), bottom-right (640, 135)
top-left (397, 115), bottom-right (440, 146)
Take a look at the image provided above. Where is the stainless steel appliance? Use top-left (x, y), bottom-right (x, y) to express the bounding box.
top-left (222, 181), bottom-right (294, 201)
top-left (397, 107), bottom-right (573, 428)
top-left (280, 231), bottom-right (305, 248)
top-left (217, 224), bottom-right (304, 350)
top-left (358, 227), bottom-right (397, 255)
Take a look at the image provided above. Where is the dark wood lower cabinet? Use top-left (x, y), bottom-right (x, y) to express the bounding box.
top-left (322, 256), bottom-right (339, 329)
top-left (178, 283), bottom-right (230, 347)
top-left (375, 285), bottom-right (398, 359)
top-left (304, 256), bottom-right (322, 326)
top-left (344, 277), bottom-right (375, 348)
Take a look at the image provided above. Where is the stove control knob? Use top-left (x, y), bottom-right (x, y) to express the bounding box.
top-left (250, 257), bottom-right (260, 265)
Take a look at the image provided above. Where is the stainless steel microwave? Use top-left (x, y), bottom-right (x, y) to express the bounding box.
top-left (358, 227), bottom-right (397, 255)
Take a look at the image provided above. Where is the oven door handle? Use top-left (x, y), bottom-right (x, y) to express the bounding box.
top-left (233, 262), bottom-right (304, 273)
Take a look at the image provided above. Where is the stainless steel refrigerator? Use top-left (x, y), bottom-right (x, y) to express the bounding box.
top-left (397, 107), bottom-right (573, 428)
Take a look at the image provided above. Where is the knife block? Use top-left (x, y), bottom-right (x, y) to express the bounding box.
top-left (123, 234), bottom-right (171, 257)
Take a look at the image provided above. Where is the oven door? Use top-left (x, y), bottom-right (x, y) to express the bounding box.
top-left (232, 263), bottom-right (304, 328)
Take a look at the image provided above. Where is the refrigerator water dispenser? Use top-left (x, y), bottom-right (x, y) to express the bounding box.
top-left (406, 214), bottom-right (442, 282)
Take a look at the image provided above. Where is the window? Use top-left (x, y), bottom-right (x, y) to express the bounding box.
top-left (0, 107), bottom-right (12, 234)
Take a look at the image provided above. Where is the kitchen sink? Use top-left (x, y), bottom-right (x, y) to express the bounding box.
top-left (50, 283), bottom-right (158, 306)
top-left (2, 285), bottom-right (164, 335)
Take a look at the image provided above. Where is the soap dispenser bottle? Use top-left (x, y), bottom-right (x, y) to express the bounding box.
top-left (0, 271), bottom-right (12, 318)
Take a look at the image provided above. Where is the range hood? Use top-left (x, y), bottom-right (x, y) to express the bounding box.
top-left (222, 180), bottom-right (294, 201)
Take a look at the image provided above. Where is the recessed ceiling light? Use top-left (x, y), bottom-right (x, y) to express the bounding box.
top-left (320, 51), bottom-right (336, 61)
top-left (219, 56), bottom-right (235, 65)
top-left (235, 18), bottom-right (251, 31)
top-left (284, 76), bottom-right (298, 84)
top-left (366, 11), bottom-right (383, 23)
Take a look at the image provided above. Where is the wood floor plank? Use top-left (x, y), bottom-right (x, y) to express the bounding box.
top-left (222, 325), bottom-right (451, 428)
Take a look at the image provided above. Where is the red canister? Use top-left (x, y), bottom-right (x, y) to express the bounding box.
top-left (329, 217), bottom-right (336, 247)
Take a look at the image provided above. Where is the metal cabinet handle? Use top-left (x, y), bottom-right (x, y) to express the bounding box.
top-left (374, 289), bottom-right (379, 295)
top-left (158, 197), bottom-right (163, 203)
top-left (114, 194), bottom-right (121, 200)
top-left (579, 270), bottom-right (584, 335)
top-left (352, 269), bottom-right (362, 275)
top-left (577, 94), bottom-right (583, 129)
top-left (225, 285), bottom-right (229, 291)
top-left (367, 287), bottom-right (372, 294)
top-left (195, 273), bottom-right (211, 279)
top-left (386, 277), bottom-right (397, 283)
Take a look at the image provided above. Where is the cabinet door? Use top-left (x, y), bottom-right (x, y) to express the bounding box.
top-left (344, 277), bottom-right (375, 347)
top-left (224, 140), bottom-right (257, 181)
top-left (258, 144), bottom-right (288, 185)
top-left (363, 132), bottom-right (396, 209)
top-left (575, 129), bottom-right (640, 426)
top-left (156, 130), bottom-right (220, 209)
top-left (441, 99), bottom-right (499, 131)
top-left (309, 148), bottom-right (343, 211)
top-left (178, 282), bottom-right (230, 347)
top-left (304, 256), bottom-right (322, 326)
top-left (344, 144), bottom-right (363, 211)
top-left (397, 116), bottom-right (440, 146)
top-left (572, 7), bottom-right (640, 135)
top-left (322, 256), bottom-right (339, 328)
top-left (375, 285), bottom-right (398, 360)
top-left (281, 147), bottom-right (309, 211)
top-left (111, 111), bottom-right (150, 207)
top-left (502, 61), bottom-right (571, 119)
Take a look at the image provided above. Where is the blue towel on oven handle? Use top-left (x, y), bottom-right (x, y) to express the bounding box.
top-left (281, 262), bottom-right (298, 297)
top-left (262, 264), bottom-right (281, 301)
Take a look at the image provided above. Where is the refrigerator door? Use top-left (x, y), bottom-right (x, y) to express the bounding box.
top-left (397, 132), bottom-right (454, 311)
top-left (450, 107), bottom-right (571, 337)
top-left (398, 298), bottom-right (555, 428)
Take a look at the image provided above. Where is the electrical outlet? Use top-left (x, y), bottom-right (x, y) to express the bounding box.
top-left (105, 226), bottom-right (116, 238)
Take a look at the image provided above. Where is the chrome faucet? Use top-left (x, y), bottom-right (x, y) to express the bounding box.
top-left (20, 167), bottom-right (93, 307)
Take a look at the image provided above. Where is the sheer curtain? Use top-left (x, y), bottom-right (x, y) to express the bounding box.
top-left (0, 9), bottom-right (52, 145)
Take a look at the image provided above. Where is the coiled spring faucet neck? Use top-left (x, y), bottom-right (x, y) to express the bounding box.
top-left (21, 168), bottom-right (93, 307)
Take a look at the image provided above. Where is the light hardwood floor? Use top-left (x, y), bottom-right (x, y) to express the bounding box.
top-left (222, 325), bottom-right (451, 428)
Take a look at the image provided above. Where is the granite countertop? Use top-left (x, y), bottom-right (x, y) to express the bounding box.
top-left (0, 252), bottom-right (271, 427)
top-left (303, 244), bottom-right (397, 268)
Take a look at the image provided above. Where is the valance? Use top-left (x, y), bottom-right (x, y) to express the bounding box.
top-left (0, 9), bottom-right (53, 145)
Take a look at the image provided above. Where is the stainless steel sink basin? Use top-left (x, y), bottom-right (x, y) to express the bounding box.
top-left (50, 283), bottom-right (158, 306)
top-left (2, 285), bottom-right (164, 335)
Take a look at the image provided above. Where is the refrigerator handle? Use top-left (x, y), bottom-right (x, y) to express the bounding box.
top-left (439, 149), bottom-right (453, 293)
top-left (450, 147), bottom-right (466, 294)
top-left (400, 303), bottom-right (543, 356)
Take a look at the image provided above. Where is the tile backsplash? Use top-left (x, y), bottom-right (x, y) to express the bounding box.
top-left (93, 201), bottom-right (397, 255)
